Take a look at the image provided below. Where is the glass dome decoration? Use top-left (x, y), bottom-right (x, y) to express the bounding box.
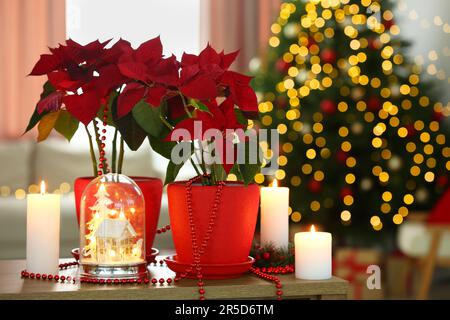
top-left (79, 173), bottom-right (147, 280)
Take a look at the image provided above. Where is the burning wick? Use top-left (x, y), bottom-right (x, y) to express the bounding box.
top-left (40, 181), bottom-right (46, 195)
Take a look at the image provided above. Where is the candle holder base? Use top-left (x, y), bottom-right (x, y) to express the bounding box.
top-left (79, 262), bottom-right (148, 280)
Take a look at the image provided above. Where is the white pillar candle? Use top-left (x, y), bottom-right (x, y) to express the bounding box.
top-left (295, 225), bottom-right (332, 280)
top-left (26, 181), bottom-right (60, 274)
top-left (260, 179), bottom-right (289, 248)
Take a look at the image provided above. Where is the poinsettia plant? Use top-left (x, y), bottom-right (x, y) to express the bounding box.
top-left (26, 37), bottom-right (261, 185)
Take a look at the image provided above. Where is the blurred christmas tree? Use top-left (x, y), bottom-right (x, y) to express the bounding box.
top-left (252, 0), bottom-right (450, 239)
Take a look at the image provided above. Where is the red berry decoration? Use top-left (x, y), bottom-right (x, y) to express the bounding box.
top-left (262, 252), bottom-right (271, 260)
top-left (340, 187), bottom-right (353, 199)
top-left (320, 99), bottom-right (337, 115)
top-left (367, 96), bottom-right (382, 111)
top-left (336, 150), bottom-right (349, 164)
top-left (276, 59), bottom-right (290, 73)
top-left (433, 110), bottom-right (444, 122)
top-left (306, 36), bottom-right (316, 48)
top-left (320, 48), bottom-right (337, 64)
top-left (383, 18), bottom-right (394, 31)
top-left (308, 179), bottom-right (322, 193)
top-left (406, 124), bottom-right (416, 137)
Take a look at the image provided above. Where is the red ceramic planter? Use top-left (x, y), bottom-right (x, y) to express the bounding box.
top-left (167, 182), bottom-right (260, 266)
top-left (74, 176), bottom-right (163, 262)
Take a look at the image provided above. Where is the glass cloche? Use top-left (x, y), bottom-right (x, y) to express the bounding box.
top-left (79, 173), bottom-right (147, 280)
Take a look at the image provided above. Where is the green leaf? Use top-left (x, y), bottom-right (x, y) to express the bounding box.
top-left (132, 100), bottom-right (164, 137)
top-left (234, 108), bottom-right (249, 127)
top-left (164, 160), bottom-right (184, 185)
top-left (238, 163), bottom-right (261, 186)
top-left (112, 97), bottom-right (147, 151)
top-left (229, 163), bottom-right (243, 181)
top-left (236, 140), bottom-right (262, 185)
top-left (214, 164), bottom-right (228, 181)
top-left (24, 107), bottom-right (47, 134)
top-left (24, 81), bottom-right (55, 134)
top-left (189, 99), bottom-right (211, 114)
top-left (148, 135), bottom-right (176, 160)
top-left (37, 111), bottom-right (60, 142)
top-left (54, 110), bottom-right (79, 141)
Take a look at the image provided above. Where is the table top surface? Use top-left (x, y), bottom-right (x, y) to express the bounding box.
top-left (0, 258), bottom-right (348, 300)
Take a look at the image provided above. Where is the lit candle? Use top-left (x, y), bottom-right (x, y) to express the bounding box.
top-left (295, 225), bottom-right (332, 280)
top-left (26, 181), bottom-right (61, 274)
top-left (260, 179), bottom-right (289, 248)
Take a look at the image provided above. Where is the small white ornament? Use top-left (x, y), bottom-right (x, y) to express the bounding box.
top-left (360, 178), bottom-right (373, 191)
top-left (388, 156), bottom-right (402, 171)
top-left (390, 84), bottom-right (400, 98)
top-left (284, 23), bottom-right (299, 39)
top-left (415, 188), bottom-right (428, 203)
top-left (351, 122), bottom-right (364, 135)
top-left (302, 123), bottom-right (311, 134)
top-left (249, 57), bottom-right (261, 73)
top-left (351, 87), bottom-right (365, 100)
top-left (296, 70), bottom-right (309, 84)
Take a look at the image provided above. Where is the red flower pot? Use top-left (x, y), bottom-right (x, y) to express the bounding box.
top-left (74, 176), bottom-right (163, 262)
top-left (167, 182), bottom-right (260, 267)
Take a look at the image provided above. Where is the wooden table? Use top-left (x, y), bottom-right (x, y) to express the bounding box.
top-left (0, 258), bottom-right (348, 300)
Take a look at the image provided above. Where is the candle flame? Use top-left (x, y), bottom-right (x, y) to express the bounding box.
top-left (40, 181), bottom-right (46, 195)
top-left (271, 179), bottom-right (278, 188)
top-left (310, 225), bottom-right (316, 233)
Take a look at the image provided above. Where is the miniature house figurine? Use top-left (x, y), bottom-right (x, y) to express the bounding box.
top-left (95, 218), bottom-right (137, 263)
top-left (79, 173), bottom-right (147, 280)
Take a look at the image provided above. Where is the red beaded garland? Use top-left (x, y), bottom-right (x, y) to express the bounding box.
top-left (249, 266), bottom-right (283, 300)
top-left (182, 175), bottom-right (225, 300)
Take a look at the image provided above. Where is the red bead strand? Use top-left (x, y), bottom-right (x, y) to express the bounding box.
top-left (183, 175), bottom-right (224, 300)
top-left (249, 267), bottom-right (283, 300)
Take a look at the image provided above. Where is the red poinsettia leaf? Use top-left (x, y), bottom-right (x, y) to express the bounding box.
top-left (37, 91), bottom-right (64, 114)
top-left (94, 64), bottom-right (127, 96)
top-left (166, 109), bottom-right (216, 142)
top-left (47, 71), bottom-right (80, 91)
top-left (63, 91), bottom-right (101, 125)
top-left (197, 63), bottom-right (224, 83)
top-left (199, 44), bottom-right (221, 66)
top-left (180, 75), bottom-right (217, 100)
top-left (101, 38), bottom-right (133, 64)
top-left (181, 52), bottom-right (199, 66)
top-left (165, 117), bottom-right (196, 142)
top-left (220, 50), bottom-right (239, 69)
top-left (29, 53), bottom-right (64, 76)
top-left (166, 95), bottom-right (192, 120)
top-left (135, 36), bottom-right (163, 63)
top-left (118, 62), bottom-right (149, 82)
top-left (148, 55), bottom-right (180, 86)
top-left (117, 83), bottom-right (146, 118)
top-left (219, 97), bottom-right (244, 129)
top-left (145, 86), bottom-right (167, 106)
top-left (221, 70), bottom-right (253, 86)
top-left (230, 84), bottom-right (258, 112)
top-left (202, 100), bottom-right (226, 128)
top-left (65, 38), bottom-right (111, 63)
top-left (180, 64), bottom-right (200, 84)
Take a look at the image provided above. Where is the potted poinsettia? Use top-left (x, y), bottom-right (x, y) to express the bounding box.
top-left (25, 37), bottom-right (170, 260)
top-left (119, 44), bottom-right (262, 278)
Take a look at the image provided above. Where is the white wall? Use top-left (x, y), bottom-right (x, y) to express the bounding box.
top-left (66, 0), bottom-right (201, 58)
